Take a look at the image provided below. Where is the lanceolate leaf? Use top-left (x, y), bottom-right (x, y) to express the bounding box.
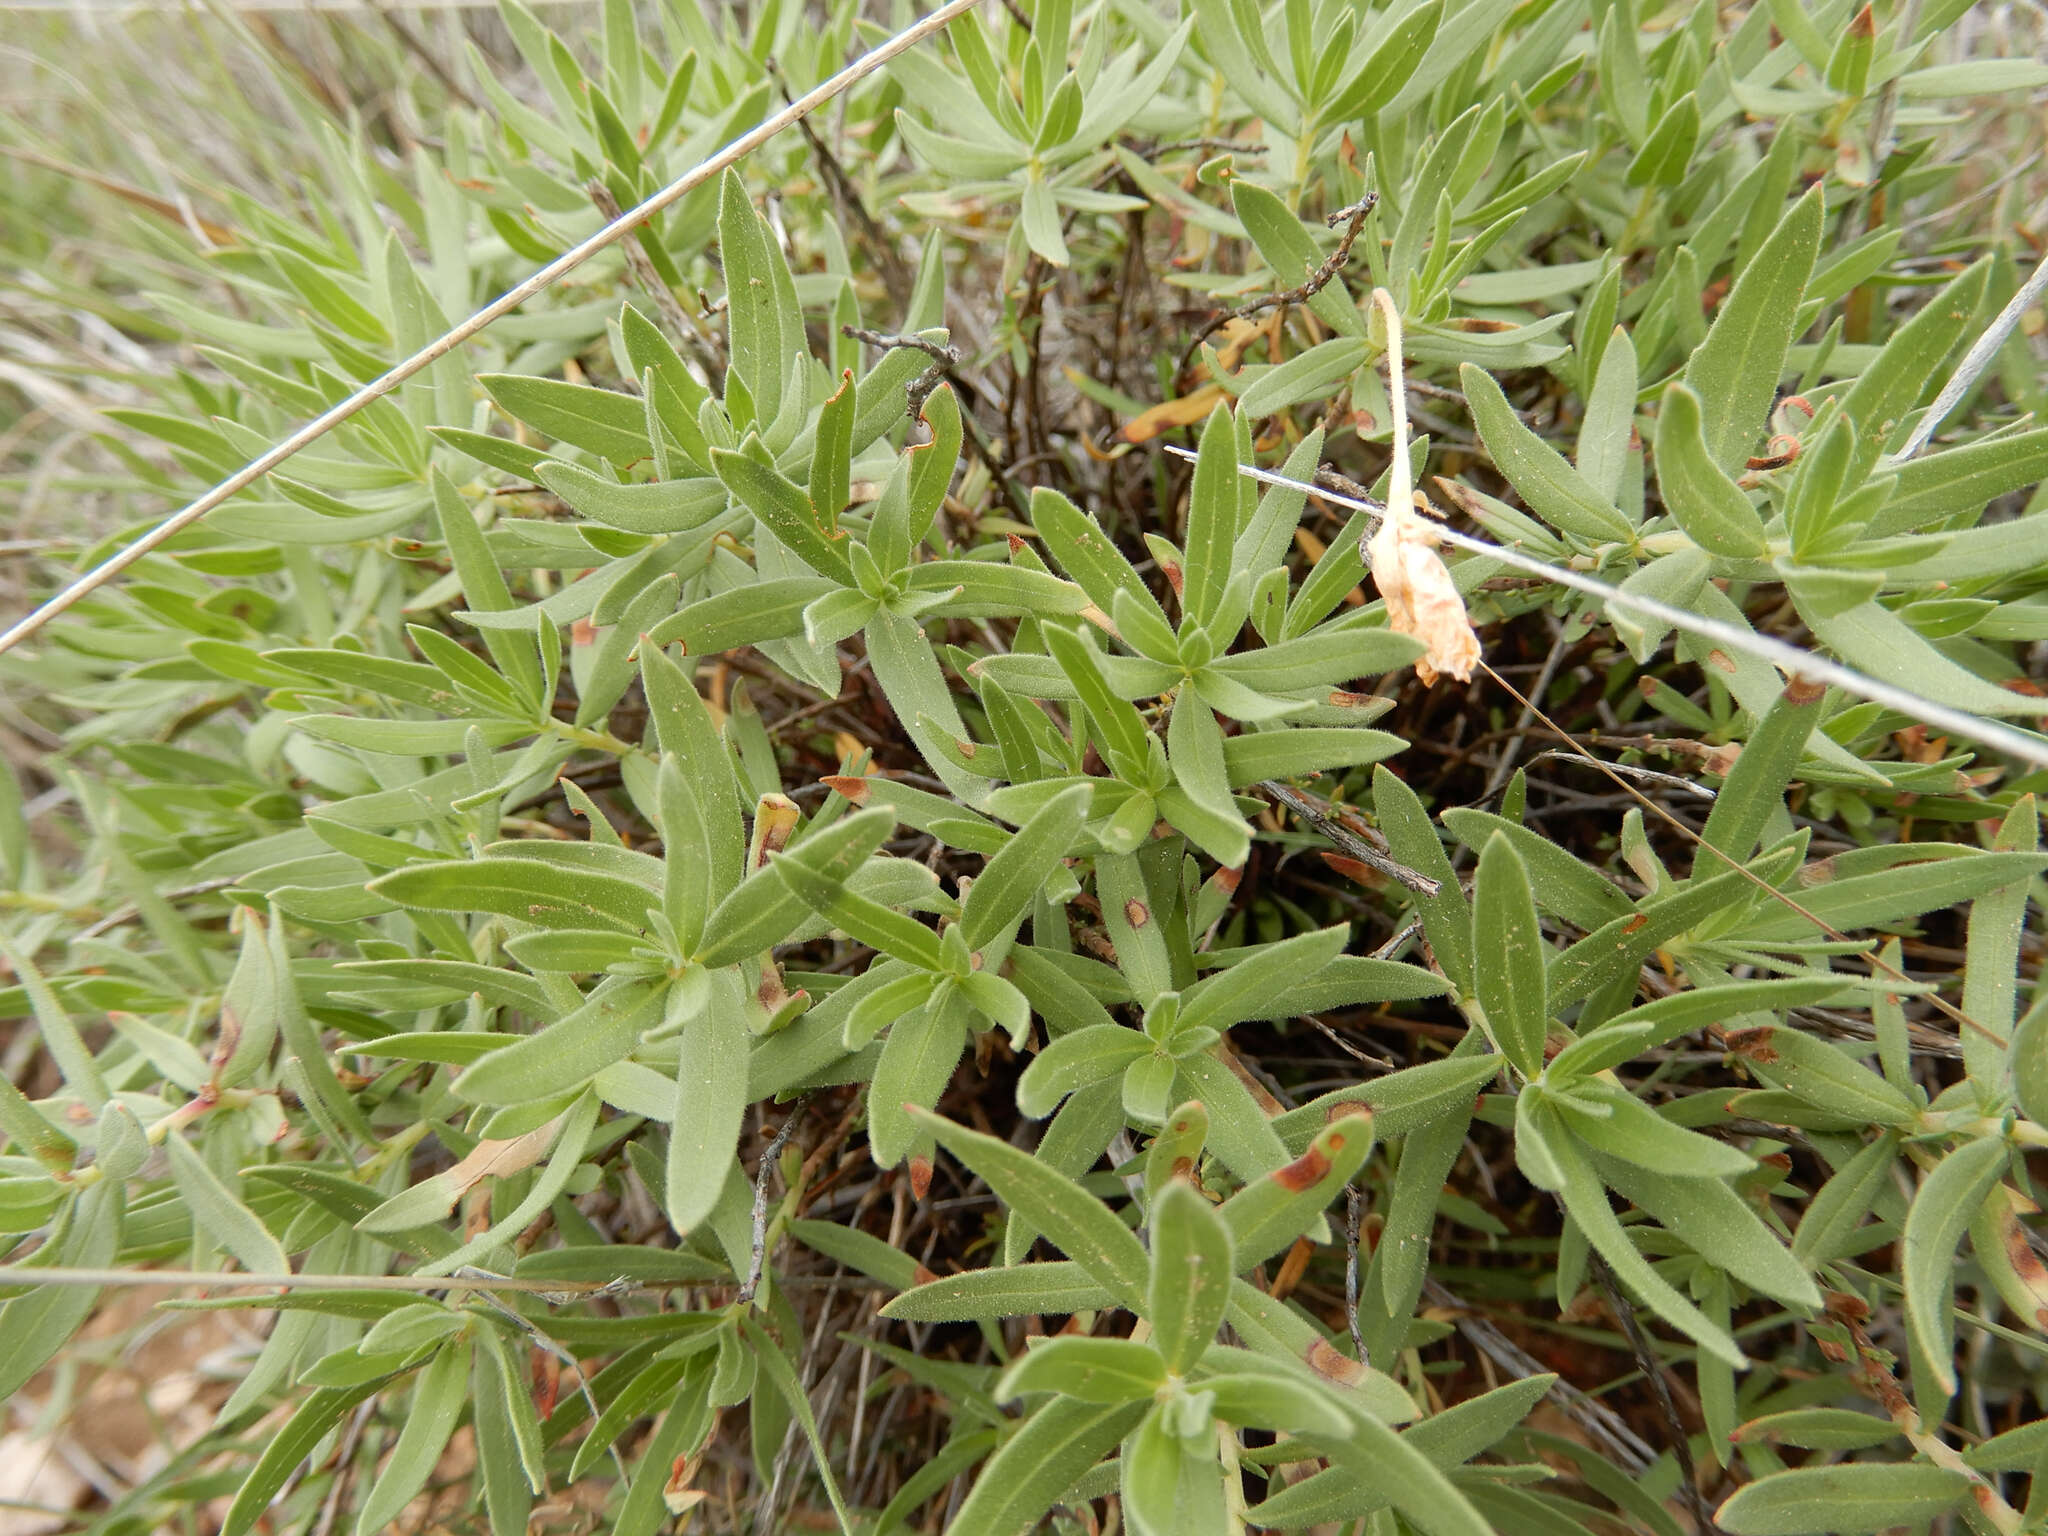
top-left (1544, 1111), bottom-right (1747, 1367)
top-left (995, 1335), bottom-right (1166, 1403)
top-left (910, 1106), bottom-right (1150, 1309)
top-left (1473, 835), bottom-right (1547, 1076)
top-left (1017, 1024), bottom-right (1153, 1117)
top-left (1654, 382), bottom-right (1769, 556)
top-left (1146, 1180), bottom-right (1234, 1372)
top-left (1698, 680), bottom-right (1824, 864)
top-left (1178, 925), bottom-right (1350, 1036)
top-left (1715, 1463), bottom-right (1969, 1535)
top-left (882, 1261), bottom-right (1117, 1322)
top-left (368, 858), bottom-right (657, 934)
top-left (1220, 1115), bottom-right (1376, 1270)
top-left (455, 978), bottom-right (668, 1106)
top-left (668, 1009), bottom-right (750, 1233)
top-left (1903, 1135), bottom-right (2011, 1397)
top-left (944, 1398), bottom-right (1147, 1536)
top-left (964, 784), bottom-right (1089, 948)
top-left (1682, 186), bottom-right (1823, 473)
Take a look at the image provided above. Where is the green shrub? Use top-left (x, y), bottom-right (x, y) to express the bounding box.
top-left (3, 0), bottom-right (2047, 1532)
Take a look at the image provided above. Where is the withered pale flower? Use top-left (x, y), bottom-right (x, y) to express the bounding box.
top-left (1363, 289), bottom-right (1482, 685)
top-left (1368, 501), bottom-right (1481, 685)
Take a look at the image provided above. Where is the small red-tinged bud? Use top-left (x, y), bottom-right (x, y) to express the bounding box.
top-left (748, 793), bottom-right (800, 870)
top-left (209, 1006), bottom-right (243, 1078)
top-left (1824, 1291), bottom-right (1872, 1324)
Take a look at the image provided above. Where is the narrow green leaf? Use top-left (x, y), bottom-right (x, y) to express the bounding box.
top-left (945, 1398), bottom-right (1146, 1536)
top-left (353, 1339), bottom-right (472, 1536)
top-left (1654, 383), bottom-right (1769, 556)
top-left (1146, 1181), bottom-right (1234, 1372)
top-left (455, 978), bottom-right (667, 1106)
top-left (1372, 765), bottom-right (1472, 995)
top-left (369, 857), bottom-right (655, 934)
top-left (1715, 1463), bottom-right (1968, 1535)
top-left (1903, 1135), bottom-right (2010, 1396)
top-left (870, 991), bottom-right (969, 1168)
top-left (882, 1260), bottom-right (1117, 1321)
top-left (1731, 1025), bottom-right (1919, 1127)
top-left (1473, 835), bottom-right (1548, 1075)
top-left (1545, 1111), bottom-right (1746, 1366)
top-left (1681, 187), bottom-right (1823, 473)
top-left (995, 1335), bottom-right (1167, 1403)
top-left (222, 1381), bottom-right (386, 1536)
top-left (479, 374), bottom-right (650, 465)
top-left (1305, 1404), bottom-right (1496, 1536)
top-left (668, 1012), bottom-right (750, 1233)
top-left (1044, 622), bottom-right (1153, 782)
top-left (1018, 1025), bottom-right (1152, 1117)
top-left (910, 1106), bottom-right (1150, 1309)
top-left (713, 447), bottom-right (854, 584)
top-left (166, 1135), bottom-right (289, 1277)
top-left (1698, 680), bottom-right (1824, 864)
top-left (1461, 364), bottom-right (1634, 542)
top-left (1220, 1114), bottom-right (1376, 1270)
top-left (965, 784), bottom-right (1089, 949)
top-left (1179, 926), bottom-right (1349, 1036)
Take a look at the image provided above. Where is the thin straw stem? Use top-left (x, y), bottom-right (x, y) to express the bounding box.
top-left (1164, 446), bottom-right (2048, 773)
top-left (0, 1264), bottom-right (628, 1294)
top-left (0, 0), bottom-right (984, 656)
top-left (1888, 245), bottom-right (2048, 463)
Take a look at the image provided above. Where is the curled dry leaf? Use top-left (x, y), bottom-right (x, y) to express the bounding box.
top-left (444, 1113), bottom-right (567, 1200)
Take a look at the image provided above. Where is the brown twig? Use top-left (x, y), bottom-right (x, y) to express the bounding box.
top-left (839, 325), bottom-right (1030, 519)
top-left (767, 58), bottom-right (912, 310)
top-left (1180, 193), bottom-right (1378, 379)
top-left (739, 1093), bottom-right (817, 1306)
top-left (1344, 1185), bottom-right (1367, 1366)
top-left (1421, 1276), bottom-right (1661, 1475)
top-left (840, 325), bottom-right (960, 420)
top-left (1303, 1013), bottom-right (1397, 1070)
top-left (0, 0), bottom-right (987, 656)
top-left (587, 180), bottom-right (722, 376)
top-left (1587, 1251), bottom-right (1719, 1535)
top-left (1259, 778), bottom-right (1441, 897)
top-left (1823, 1296), bottom-right (2024, 1534)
